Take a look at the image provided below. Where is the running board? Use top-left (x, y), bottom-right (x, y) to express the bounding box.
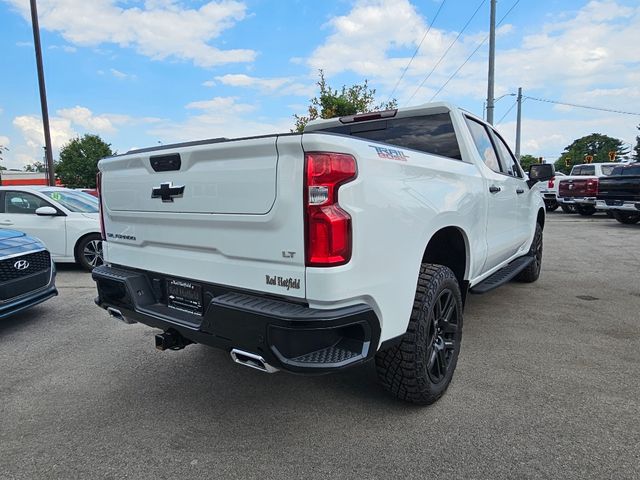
top-left (470, 256), bottom-right (534, 294)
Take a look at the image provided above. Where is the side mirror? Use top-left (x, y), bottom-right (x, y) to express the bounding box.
top-left (527, 163), bottom-right (555, 188)
top-left (35, 206), bottom-right (58, 216)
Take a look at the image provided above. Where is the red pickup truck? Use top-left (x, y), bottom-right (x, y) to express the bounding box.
top-left (557, 163), bottom-right (617, 215)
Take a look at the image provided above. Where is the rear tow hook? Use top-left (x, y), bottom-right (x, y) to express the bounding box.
top-left (155, 330), bottom-right (193, 351)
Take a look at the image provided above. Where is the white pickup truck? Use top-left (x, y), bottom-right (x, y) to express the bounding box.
top-left (93, 103), bottom-right (553, 405)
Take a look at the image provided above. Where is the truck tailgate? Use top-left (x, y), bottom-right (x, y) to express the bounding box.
top-left (99, 135), bottom-right (307, 299)
top-left (598, 176), bottom-right (640, 201)
top-left (559, 178), bottom-right (597, 197)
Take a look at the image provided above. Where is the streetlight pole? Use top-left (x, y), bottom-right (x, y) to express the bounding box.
top-left (29, 0), bottom-right (55, 186)
top-left (515, 87), bottom-right (522, 160)
top-left (486, 0), bottom-right (497, 125)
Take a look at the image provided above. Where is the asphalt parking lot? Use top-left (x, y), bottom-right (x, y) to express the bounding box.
top-left (1, 212), bottom-right (639, 480)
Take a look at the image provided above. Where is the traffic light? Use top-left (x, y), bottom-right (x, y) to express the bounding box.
top-left (585, 154), bottom-right (593, 164)
top-left (608, 151), bottom-right (616, 161)
top-left (564, 157), bottom-right (571, 167)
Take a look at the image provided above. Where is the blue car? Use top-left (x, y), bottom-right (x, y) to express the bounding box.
top-left (0, 229), bottom-right (57, 319)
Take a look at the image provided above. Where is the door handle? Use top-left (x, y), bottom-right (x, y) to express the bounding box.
top-left (516, 188), bottom-right (525, 194)
top-left (489, 185), bottom-right (501, 193)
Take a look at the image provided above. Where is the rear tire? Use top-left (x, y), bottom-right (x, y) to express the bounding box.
top-left (576, 205), bottom-right (596, 216)
top-left (76, 233), bottom-right (104, 271)
top-left (516, 223), bottom-right (543, 283)
top-left (375, 264), bottom-right (463, 405)
top-left (560, 204), bottom-right (576, 214)
top-left (612, 211), bottom-right (640, 224)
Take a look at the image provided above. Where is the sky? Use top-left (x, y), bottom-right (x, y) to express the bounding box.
top-left (1, 0), bottom-right (639, 170)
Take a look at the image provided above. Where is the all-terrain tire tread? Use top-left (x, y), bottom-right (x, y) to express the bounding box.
top-left (375, 264), bottom-right (462, 405)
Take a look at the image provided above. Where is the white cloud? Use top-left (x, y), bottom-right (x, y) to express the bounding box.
top-left (185, 96), bottom-right (256, 114)
top-left (5, 0), bottom-right (255, 67)
top-left (215, 74), bottom-right (290, 90)
top-left (212, 74), bottom-right (315, 97)
top-left (308, 0), bottom-right (427, 78)
top-left (57, 106), bottom-right (136, 134)
top-left (8, 106), bottom-right (158, 168)
top-left (109, 68), bottom-right (136, 80)
top-left (0, 135), bottom-right (10, 147)
top-left (13, 115), bottom-right (76, 152)
top-left (48, 44), bottom-right (77, 53)
top-left (149, 97), bottom-right (293, 142)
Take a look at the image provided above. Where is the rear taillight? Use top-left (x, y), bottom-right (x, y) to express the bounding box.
top-left (97, 171), bottom-right (106, 240)
top-left (304, 152), bottom-right (357, 266)
top-left (586, 178), bottom-right (598, 195)
top-left (548, 177), bottom-right (555, 188)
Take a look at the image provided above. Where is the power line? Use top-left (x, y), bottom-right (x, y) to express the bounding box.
top-left (523, 96), bottom-right (640, 116)
top-left (405, 0), bottom-right (487, 106)
top-left (496, 100), bottom-right (517, 124)
top-left (387, 0), bottom-right (448, 103)
top-left (428, 0), bottom-right (521, 103)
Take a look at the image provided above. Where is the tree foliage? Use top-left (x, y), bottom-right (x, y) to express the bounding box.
top-left (57, 134), bottom-right (113, 188)
top-left (0, 144), bottom-right (8, 168)
top-left (553, 133), bottom-right (629, 174)
top-left (24, 161), bottom-right (48, 173)
top-left (518, 154), bottom-right (540, 172)
top-left (293, 70), bottom-right (397, 132)
top-left (633, 124), bottom-right (640, 161)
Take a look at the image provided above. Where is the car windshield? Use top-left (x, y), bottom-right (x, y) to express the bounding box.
top-left (41, 189), bottom-right (99, 213)
top-left (601, 165), bottom-right (616, 176)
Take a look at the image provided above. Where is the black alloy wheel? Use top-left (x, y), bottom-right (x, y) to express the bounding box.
top-left (612, 211), bottom-right (640, 224)
top-left (516, 223), bottom-right (543, 283)
top-left (426, 289), bottom-right (460, 384)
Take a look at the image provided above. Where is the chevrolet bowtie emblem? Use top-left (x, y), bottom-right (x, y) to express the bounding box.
top-left (151, 182), bottom-right (185, 202)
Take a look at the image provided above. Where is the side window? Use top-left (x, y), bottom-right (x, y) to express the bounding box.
top-left (4, 191), bottom-right (49, 214)
top-left (582, 165), bottom-right (595, 175)
top-left (465, 117), bottom-right (503, 173)
top-left (571, 166), bottom-right (582, 175)
top-left (490, 130), bottom-right (523, 178)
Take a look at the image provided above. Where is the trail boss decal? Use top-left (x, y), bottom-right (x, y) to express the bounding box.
top-left (265, 275), bottom-right (301, 290)
top-left (369, 145), bottom-right (409, 161)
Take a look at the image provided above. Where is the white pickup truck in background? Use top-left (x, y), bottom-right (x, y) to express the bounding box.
top-left (557, 162), bottom-right (617, 215)
top-left (93, 103), bottom-right (553, 405)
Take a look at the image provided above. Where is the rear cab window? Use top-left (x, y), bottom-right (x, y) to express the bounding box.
top-left (317, 113), bottom-right (463, 160)
top-left (601, 165), bottom-right (616, 176)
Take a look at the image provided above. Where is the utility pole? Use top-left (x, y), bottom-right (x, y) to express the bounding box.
top-left (515, 87), bottom-right (522, 160)
top-left (29, 0), bottom-right (55, 186)
top-left (486, 0), bottom-right (497, 125)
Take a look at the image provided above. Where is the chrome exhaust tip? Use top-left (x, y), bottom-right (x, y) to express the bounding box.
top-left (106, 307), bottom-right (136, 324)
top-left (230, 349), bottom-right (279, 373)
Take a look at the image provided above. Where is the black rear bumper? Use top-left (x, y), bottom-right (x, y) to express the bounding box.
top-left (92, 265), bottom-right (380, 374)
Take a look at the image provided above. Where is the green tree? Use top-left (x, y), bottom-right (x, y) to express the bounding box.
top-left (0, 144), bottom-right (8, 169)
top-left (518, 154), bottom-right (540, 172)
top-left (57, 134), bottom-right (113, 188)
top-left (293, 70), bottom-right (397, 132)
top-left (24, 161), bottom-right (48, 173)
top-left (553, 133), bottom-right (629, 174)
top-left (633, 124), bottom-right (640, 161)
